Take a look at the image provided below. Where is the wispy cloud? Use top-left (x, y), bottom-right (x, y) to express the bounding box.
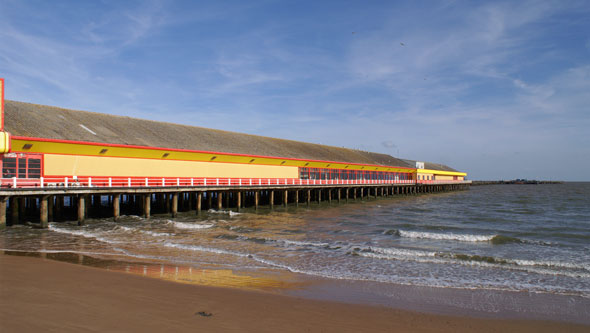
top-left (1, 0), bottom-right (589, 180)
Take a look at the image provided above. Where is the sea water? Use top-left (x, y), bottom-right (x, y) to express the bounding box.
top-left (2, 183), bottom-right (589, 322)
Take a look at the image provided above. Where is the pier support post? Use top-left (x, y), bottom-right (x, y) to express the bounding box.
top-left (338, 189), bottom-right (341, 203)
top-left (307, 189), bottom-right (311, 206)
top-left (217, 192), bottom-right (223, 210)
top-left (78, 195), bottom-right (86, 226)
top-left (345, 188), bottom-right (349, 203)
top-left (237, 192), bottom-right (241, 212)
top-left (0, 197), bottom-right (7, 229)
top-left (270, 191), bottom-right (274, 209)
top-left (284, 190), bottom-right (288, 207)
top-left (328, 189), bottom-right (332, 203)
top-left (40, 195), bottom-right (49, 228)
top-left (295, 190), bottom-right (299, 207)
top-left (18, 197), bottom-right (25, 223)
top-left (255, 191), bottom-right (259, 210)
top-left (84, 196), bottom-right (90, 219)
top-left (113, 194), bottom-right (120, 221)
top-left (197, 192), bottom-right (202, 214)
top-left (47, 196), bottom-right (54, 222)
top-left (10, 197), bottom-right (18, 226)
top-left (171, 193), bottom-right (178, 218)
top-left (55, 196), bottom-right (63, 221)
top-left (317, 189), bottom-right (321, 204)
top-left (143, 194), bottom-right (151, 219)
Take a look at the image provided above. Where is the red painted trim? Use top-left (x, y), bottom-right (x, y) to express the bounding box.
top-left (11, 135), bottom-right (416, 171)
top-left (24, 151), bottom-right (303, 169)
top-left (0, 78), bottom-right (4, 131)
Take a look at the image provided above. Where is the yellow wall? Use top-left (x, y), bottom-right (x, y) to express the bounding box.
top-left (44, 154), bottom-right (298, 178)
top-left (418, 168), bottom-right (467, 178)
top-left (12, 138), bottom-right (414, 173)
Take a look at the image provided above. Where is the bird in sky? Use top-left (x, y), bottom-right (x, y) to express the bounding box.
top-left (400, 42), bottom-right (405, 46)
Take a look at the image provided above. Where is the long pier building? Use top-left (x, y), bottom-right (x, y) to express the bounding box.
top-left (0, 78), bottom-right (469, 228)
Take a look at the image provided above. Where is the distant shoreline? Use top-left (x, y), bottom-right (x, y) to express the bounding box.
top-left (471, 180), bottom-right (563, 185)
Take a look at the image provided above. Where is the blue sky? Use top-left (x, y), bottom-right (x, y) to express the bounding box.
top-left (1, 0), bottom-right (589, 180)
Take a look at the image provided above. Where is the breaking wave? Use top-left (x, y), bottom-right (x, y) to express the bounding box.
top-left (166, 220), bottom-right (214, 230)
top-left (385, 229), bottom-right (523, 244)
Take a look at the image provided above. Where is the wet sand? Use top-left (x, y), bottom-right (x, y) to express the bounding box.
top-left (0, 254), bottom-right (587, 332)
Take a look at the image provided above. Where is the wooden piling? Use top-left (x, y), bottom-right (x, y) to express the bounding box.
top-left (55, 196), bottom-right (63, 221)
top-left (10, 197), bottom-right (19, 225)
top-left (217, 192), bottom-right (223, 210)
top-left (47, 196), bottom-right (54, 222)
top-left (18, 197), bottom-right (25, 223)
top-left (171, 193), bottom-right (178, 218)
top-left (283, 190), bottom-right (288, 207)
top-left (78, 195), bottom-right (86, 226)
top-left (197, 192), bottom-right (202, 214)
top-left (0, 197), bottom-right (7, 229)
top-left (112, 194), bottom-right (120, 221)
top-left (237, 192), bottom-right (242, 211)
top-left (40, 195), bottom-right (49, 228)
top-left (295, 190), bottom-right (299, 207)
top-left (255, 191), bottom-right (259, 210)
top-left (307, 189), bottom-right (311, 206)
top-left (270, 190), bottom-right (274, 209)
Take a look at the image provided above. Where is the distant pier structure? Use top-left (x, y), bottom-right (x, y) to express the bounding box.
top-left (0, 78), bottom-right (469, 228)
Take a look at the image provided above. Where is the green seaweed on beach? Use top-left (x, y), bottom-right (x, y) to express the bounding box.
top-left (490, 235), bottom-right (522, 245)
top-left (454, 254), bottom-right (508, 264)
top-left (383, 229), bottom-right (400, 236)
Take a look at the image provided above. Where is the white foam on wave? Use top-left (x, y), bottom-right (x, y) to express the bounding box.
top-left (114, 225), bottom-right (173, 238)
top-left (357, 245), bottom-right (590, 279)
top-left (48, 223), bottom-right (122, 244)
top-left (115, 226), bottom-right (134, 232)
top-left (0, 248), bottom-right (122, 257)
top-left (370, 246), bottom-right (438, 257)
top-left (163, 242), bottom-right (248, 257)
top-left (512, 259), bottom-right (590, 272)
top-left (398, 230), bottom-right (495, 242)
top-left (166, 220), bottom-right (214, 230)
top-left (279, 239), bottom-right (330, 248)
top-left (207, 209), bottom-right (241, 217)
top-left (142, 230), bottom-right (173, 237)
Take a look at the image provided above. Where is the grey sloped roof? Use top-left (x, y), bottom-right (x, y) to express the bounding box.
top-left (401, 159), bottom-right (459, 172)
top-left (5, 100), bottom-right (414, 167)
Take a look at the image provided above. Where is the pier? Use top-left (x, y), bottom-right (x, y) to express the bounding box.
top-left (0, 78), bottom-right (471, 229)
top-left (0, 179), bottom-right (470, 228)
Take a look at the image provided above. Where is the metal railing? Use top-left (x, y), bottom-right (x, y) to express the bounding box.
top-left (417, 180), bottom-right (472, 185)
top-left (0, 176), bottom-right (470, 189)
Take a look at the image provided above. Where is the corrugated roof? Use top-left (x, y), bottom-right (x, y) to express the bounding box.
top-left (5, 100), bottom-right (414, 168)
top-left (401, 159), bottom-right (459, 172)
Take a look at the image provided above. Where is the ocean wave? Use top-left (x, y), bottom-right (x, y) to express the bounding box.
top-left (162, 242), bottom-right (249, 257)
top-left (385, 229), bottom-right (524, 244)
top-left (166, 220), bottom-right (214, 230)
top-left (279, 239), bottom-right (330, 248)
top-left (351, 245), bottom-right (590, 278)
top-left (207, 209), bottom-right (242, 217)
top-left (48, 223), bottom-right (123, 244)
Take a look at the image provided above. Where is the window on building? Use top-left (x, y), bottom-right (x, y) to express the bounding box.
top-left (2, 154), bottom-right (42, 179)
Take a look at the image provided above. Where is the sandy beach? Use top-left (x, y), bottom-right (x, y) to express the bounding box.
top-left (0, 254), bottom-right (587, 332)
